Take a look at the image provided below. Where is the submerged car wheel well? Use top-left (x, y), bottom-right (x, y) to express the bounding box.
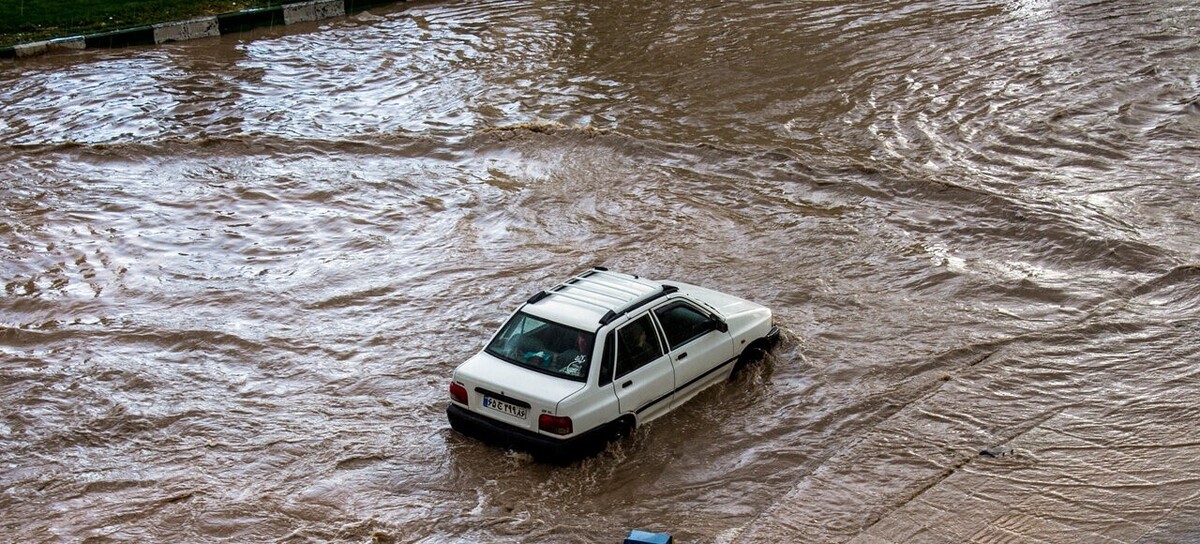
top-left (732, 337), bottom-right (773, 378)
top-left (611, 415), bottom-right (637, 440)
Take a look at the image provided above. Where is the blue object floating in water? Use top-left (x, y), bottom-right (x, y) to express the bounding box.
top-left (625, 530), bottom-right (673, 544)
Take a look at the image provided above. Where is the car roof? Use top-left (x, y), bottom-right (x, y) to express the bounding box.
top-left (521, 269), bottom-right (673, 331)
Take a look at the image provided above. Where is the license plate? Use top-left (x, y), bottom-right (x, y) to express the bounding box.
top-left (482, 395), bottom-right (527, 420)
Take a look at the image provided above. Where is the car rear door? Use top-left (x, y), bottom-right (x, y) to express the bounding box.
top-left (610, 313), bottom-right (675, 423)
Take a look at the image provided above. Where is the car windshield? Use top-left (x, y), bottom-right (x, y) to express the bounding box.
top-left (485, 312), bottom-right (595, 381)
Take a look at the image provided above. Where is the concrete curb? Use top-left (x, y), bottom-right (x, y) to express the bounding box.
top-left (1, 0), bottom-right (398, 60)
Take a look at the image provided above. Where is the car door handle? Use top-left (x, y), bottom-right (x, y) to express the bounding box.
top-left (622, 380), bottom-right (633, 388)
top-left (677, 352), bottom-right (688, 361)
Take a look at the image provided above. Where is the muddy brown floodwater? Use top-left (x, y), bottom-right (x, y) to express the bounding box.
top-left (2, 0), bottom-right (1200, 542)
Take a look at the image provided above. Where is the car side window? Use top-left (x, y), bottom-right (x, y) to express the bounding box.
top-left (599, 332), bottom-right (615, 387)
top-left (654, 302), bottom-right (714, 350)
top-left (614, 314), bottom-right (664, 380)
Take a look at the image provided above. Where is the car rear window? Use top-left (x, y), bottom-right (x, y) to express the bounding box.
top-left (485, 312), bottom-right (595, 381)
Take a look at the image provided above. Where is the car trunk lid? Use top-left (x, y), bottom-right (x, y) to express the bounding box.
top-left (453, 351), bottom-right (586, 434)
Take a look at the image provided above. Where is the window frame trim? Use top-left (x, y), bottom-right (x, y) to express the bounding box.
top-left (652, 299), bottom-right (716, 352)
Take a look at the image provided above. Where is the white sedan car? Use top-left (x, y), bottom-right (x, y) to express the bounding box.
top-left (447, 268), bottom-right (779, 461)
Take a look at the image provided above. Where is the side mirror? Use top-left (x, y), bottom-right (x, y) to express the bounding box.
top-left (712, 317), bottom-right (728, 333)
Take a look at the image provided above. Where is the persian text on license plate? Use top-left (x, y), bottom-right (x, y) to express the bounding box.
top-left (482, 395), bottom-right (527, 419)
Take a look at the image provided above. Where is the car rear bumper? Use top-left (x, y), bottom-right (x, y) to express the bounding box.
top-left (446, 404), bottom-right (611, 463)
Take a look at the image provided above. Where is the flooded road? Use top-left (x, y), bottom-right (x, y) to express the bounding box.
top-left (2, 0), bottom-right (1200, 542)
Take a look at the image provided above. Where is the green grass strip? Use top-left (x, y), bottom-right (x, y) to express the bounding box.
top-left (1, 0), bottom-right (287, 47)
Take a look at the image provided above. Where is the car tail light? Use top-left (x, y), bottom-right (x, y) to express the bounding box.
top-left (449, 382), bottom-right (468, 405)
top-left (538, 414), bottom-right (573, 435)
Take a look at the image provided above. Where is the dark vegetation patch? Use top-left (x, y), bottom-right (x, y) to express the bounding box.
top-left (1, 0), bottom-right (285, 47)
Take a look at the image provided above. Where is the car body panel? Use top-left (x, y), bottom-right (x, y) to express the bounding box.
top-left (615, 351), bottom-right (675, 422)
top-left (663, 281), bottom-right (774, 343)
top-left (453, 350), bottom-right (586, 433)
top-left (649, 296), bottom-right (736, 408)
top-left (665, 328), bottom-right (736, 409)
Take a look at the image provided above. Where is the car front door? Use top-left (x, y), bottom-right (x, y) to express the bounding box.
top-left (610, 313), bottom-right (675, 423)
top-left (653, 300), bottom-right (735, 408)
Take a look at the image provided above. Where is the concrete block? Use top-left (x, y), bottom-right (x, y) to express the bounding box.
top-left (283, 0), bottom-right (346, 25)
top-left (9, 37), bottom-right (83, 58)
top-left (153, 17), bottom-right (221, 44)
top-left (49, 36), bottom-right (87, 50)
top-left (13, 41), bottom-right (49, 58)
